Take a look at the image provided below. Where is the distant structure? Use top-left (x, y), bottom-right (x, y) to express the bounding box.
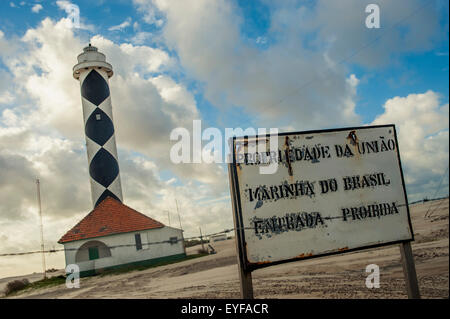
top-left (73, 43), bottom-right (122, 208)
top-left (210, 233), bottom-right (227, 242)
top-left (58, 45), bottom-right (185, 277)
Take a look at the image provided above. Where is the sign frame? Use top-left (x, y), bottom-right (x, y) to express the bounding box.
top-left (228, 124), bottom-right (419, 298)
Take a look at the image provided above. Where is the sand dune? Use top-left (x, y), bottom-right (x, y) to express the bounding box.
top-left (3, 198), bottom-right (448, 299)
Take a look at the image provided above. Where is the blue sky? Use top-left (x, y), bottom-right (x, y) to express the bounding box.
top-left (2, 0), bottom-right (448, 128)
top-left (0, 0), bottom-right (448, 276)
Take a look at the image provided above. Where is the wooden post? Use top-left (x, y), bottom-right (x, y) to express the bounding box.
top-left (399, 241), bottom-right (420, 299)
top-left (238, 264), bottom-right (254, 299)
top-left (228, 162), bottom-right (254, 299)
top-left (175, 198), bottom-right (183, 230)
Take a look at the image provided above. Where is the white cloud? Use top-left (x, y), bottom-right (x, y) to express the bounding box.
top-left (139, 0), bottom-right (448, 203)
top-left (150, 0), bottom-right (361, 130)
top-left (0, 17), bottom-right (228, 263)
top-left (0, 92), bottom-right (14, 104)
top-left (3, 19), bottom-right (222, 190)
top-left (31, 4), bottom-right (42, 13)
top-left (144, 0), bottom-right (443, 131)
top-left (133, 0), bottom-right (164, 26)
top-left (256, 36), bottom-right (267, 44)
top-left (55, 0), bottom-right (71, 11)
top-left (108, 17), bottom-right (132, 31)
top-left (268, 0), bottom-right (442, 68)
top-left (130, 31), bottom-right (152, 45)
top-left (372, 91), bottom-right (449, 201)
top-left (143, 0), bottom-right (448, 182)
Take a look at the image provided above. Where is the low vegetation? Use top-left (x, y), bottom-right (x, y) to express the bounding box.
top-left (3, 276), bottom-right (66, 297)
top-left (4, 279), bottom-right (29, 296)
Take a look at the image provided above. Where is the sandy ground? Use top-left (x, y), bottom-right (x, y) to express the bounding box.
top-left (2, 198), bottom-right (448, 299)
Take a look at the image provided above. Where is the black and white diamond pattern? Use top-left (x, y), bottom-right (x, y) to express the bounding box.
top-left (79, 69), bottom-right (123, 207)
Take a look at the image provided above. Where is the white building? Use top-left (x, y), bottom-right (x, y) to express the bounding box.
top-left (58, 197), bottom-right (186, 277)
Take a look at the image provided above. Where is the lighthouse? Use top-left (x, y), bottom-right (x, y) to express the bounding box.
top-left (59, 45), bottom-right (186, 277)
top-left (73, 44), bottom-right (123, 207)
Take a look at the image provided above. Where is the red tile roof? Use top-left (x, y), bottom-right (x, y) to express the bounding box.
top-left (58, 197), bottom-right (165, 243)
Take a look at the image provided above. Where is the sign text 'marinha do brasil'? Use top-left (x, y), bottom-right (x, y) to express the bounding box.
top-left (230, 125), bottom-right (413, 267)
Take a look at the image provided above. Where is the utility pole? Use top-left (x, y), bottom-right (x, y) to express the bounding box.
top-left (199, 227), bottom-right (205, 252)
top-left (175, 198), bottom-right (183, 230)
top-left (36, 179), bottom-right (47, 279)
top-left (163, 210), bottom-right (171, 226)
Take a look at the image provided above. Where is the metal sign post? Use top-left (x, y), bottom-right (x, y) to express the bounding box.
top-left (228, 162), bottom-right (254, 299)
top-left (238, 266), bottom-right (254, 299)
top-left (227, 125), bottom-right (420, 299)
top-left (400, 241), bottom-right (421, 298)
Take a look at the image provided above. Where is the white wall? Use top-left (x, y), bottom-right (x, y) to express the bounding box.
top-left (62, 226), bottom-right (185, 273)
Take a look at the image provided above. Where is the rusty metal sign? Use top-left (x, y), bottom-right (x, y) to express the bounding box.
top-left (228, 124), bottom-right (414, 271)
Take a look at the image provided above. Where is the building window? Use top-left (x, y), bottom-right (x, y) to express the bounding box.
top-left (169, 237), bottom-right (178, 245)
top-left (88, 247), bottom-right (99, 260)
top-left (135, 233), bottom-right (142, 250)
top-left (96, 113), bottom-right (101, 120)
